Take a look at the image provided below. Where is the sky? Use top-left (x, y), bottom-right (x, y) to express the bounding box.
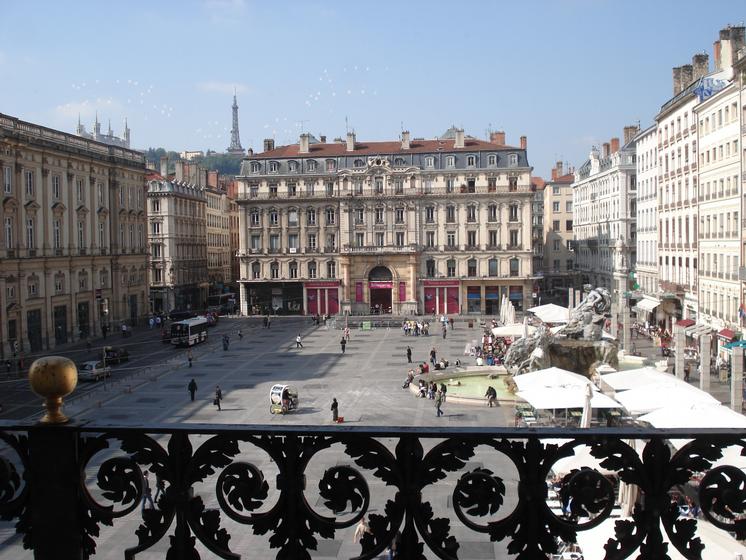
top-left (0, 0), bottom-right (743, 177)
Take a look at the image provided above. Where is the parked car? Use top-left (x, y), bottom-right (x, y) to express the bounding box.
top-left (104, 346), bottom-right (129, 364)
top-left (78, 361), bottom-right (112, 382)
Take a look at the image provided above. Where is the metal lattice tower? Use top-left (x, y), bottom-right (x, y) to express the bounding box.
top-left (228, 92), bottom-right (243, 154)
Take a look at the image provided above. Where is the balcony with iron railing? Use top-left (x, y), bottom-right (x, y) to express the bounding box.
top-left (342, 243), bottom-right (421, 254)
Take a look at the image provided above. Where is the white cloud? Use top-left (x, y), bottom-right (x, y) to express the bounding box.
top-left (197, 81), bottom-right (249, 95)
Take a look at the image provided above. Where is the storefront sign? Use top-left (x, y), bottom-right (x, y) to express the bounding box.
top-left (369, 281), bottom-right (392, 289)
top-left (423, 280), bottom-right (460, 287)
top-left (305, 281), bottom-right (340, 288)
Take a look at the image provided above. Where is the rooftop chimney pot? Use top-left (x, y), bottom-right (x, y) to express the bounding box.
top-left (454, 128), bottom-right (465, 149)
top-left (610, 137), bottom-right (620, 154)
top-left (520, 135), bottom-right (527, 150)
top-left (299, 133), bottom-right (310, 154)
top-left (346, 131), bottom-right (356, 152)
top-left (490, 131), bottom-right (506, 146)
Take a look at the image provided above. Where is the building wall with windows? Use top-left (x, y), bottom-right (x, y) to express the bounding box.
top-left (572, 131), bottom-right (637, 292)
top-left (542, 162), bottom-right (578, 304)
top-left (206, 186), bottom-right (233, 288)
top-left (0, 112), bottom-right (148, 357)
top-left (147, 168), bottom-right (208, 314)
top-left (236, 128), bottom-right (536, 316)
top-left (633, 125), bottom-right (659, 298)
top-left (695, 82), bottom-right (741, 331)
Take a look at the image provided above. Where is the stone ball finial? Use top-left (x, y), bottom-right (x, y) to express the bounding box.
top-left (28, 356), bottom-right (78, 424)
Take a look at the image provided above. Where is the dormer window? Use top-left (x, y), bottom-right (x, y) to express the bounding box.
top-left (353, 159), bottom-right (365, 168)
top-left (269, 161), bottom-right (279, 173)
top-left (394, 157), bottom-right (405, 166)
top-left (466, 155), bottom-right (476, 167)
top-left (425, 156), bottom-right (434, 168)
top-left (307, 160), bottom-right (317, 172)
top-left (488, 154), bottom-right (497, 166)
top-left (288, 160), bottom-right (298, 172)
top-left (250, 161), bottom-right (261, 173)
top-left (509, 154), bottom-right (518, 167)
top-left (326, 159), bottom-right (336, 172)
top-left (446, 155), bottom-right (455, 168)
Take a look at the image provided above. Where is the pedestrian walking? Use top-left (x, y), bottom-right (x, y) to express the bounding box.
top-left (435, 390), bottom-right (444, 417)
top-left (449, 317), bottom-right (454, 330)
top-left (442, 326), bottom-right (447, 340)
top-left (344, 327), bottom-right (350, 341)
top-left (331, 397), bottom-right (339, 422)
top-left (141, 472), bottom-right (155, 512)
top-left (340, 337), bottom-right (346, 354)
top-left (296, 334), bottom-right (304, 348)
top-left (154, 474), bottom-right (165, 502)
top-left (267, 316), bottom-right (272, 329)
top-left (352, 515), bottom-right (372, 543)
top-left (222, 335), bottom-right (230, 351)
top-left (430, 347), bottom-right (437, 366)
top-left (148, 317), bottom-right (154, 329)
top-left (263, 316), bottom-right (268, 328)
top-left (187, 348), bottom-right (193, 368)
top-left (440, 383), bottom-right (447, 402)
top-left (188, 378), bottom-right (197, 401)
top-left (214, 385), bottom-right (223, 411)
top-left (406, 346), bottom-right (412, 363)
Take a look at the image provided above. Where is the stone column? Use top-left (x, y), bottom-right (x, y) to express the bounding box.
top-left (568, 287), bottom-right (575, 309)
top-left (575, 289), bottom-right (582, 307)
top-left (700, 334), bottom-right (711, 392)
top-left (611, 302), bottom-right (618, 339)
top-left (674, 324), bottom-right (686, 380)
top-left (731, 347), bottom-right (744, 413)
top-left (622, 303), bottom-right (631, 353)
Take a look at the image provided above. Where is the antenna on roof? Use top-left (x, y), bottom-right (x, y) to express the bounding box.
top-left (345, 116), bottom-right (349, 134)
top-left (296, 120), bottom-right (309, 133)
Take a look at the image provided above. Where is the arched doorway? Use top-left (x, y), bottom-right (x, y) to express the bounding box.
top-left (368, 266), bottom-right (393, 314)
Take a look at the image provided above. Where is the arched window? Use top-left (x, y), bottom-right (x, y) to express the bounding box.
top-left (250, 161), bottom-right (261, 173)
top-left (269, 161), bottom-right (279, 173)
top-left (466, 155), bottom-right (476, 167)
top-left (270, 261), bottom-right (279, 279)
top-left (251, 262), bottom-right (261, 279)
top-left (394, 157), bottom-right (405, 166)
top-left (269, 210), bottom-right (279, 225)
top-left (325, 159), bottom-right (336, 172)
top-left (353, 159), bottom-right (365, 168)
top-left (488, 154), bottom-right (497, 166)
top-left (289, 261), bottom-right (298, 279)
top-left (425, 156), bottom-right (434, 168)
top-left (308, 261), bottom-right (317, 279)
top-left (288, 160), bottom-right (298, 172)
top-left (488, 258), bottom-right (498, 276)
top-left (509, 258), bottom-right (519, 277)
top-left (488, 204), bottom-right (497, 222)
top-left (509, 153), bottom-right (518, 167)
top-left (446, 155), bottom-right (455, 168)
top-left (306, 208), bottom-right (317, 225)
top-left (307, 160), bottom-right (317, 172)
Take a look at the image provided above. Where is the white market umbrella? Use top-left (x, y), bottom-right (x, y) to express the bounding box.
top-left (580, 383), bottom-right (594, 428)
top-left (601, 367), bottom-right (681, 392)
top-left (615, 383), bottom-right (718, 415)
top-left (527, 303), bottom-right (570, 324)
top-left (491, 324), bottom-right (535, 338)
top-left (513, 367), bottom-right (594, 392)
top-left (638, 403), bottom-right (746, 429)
top-left (517, 387), bottom-right (622, 410)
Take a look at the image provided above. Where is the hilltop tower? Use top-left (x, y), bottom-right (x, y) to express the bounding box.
top-left (227, 92), bottom-right (244, 155)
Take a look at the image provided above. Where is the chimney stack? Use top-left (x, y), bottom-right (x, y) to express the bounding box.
top-left (602, 143), bottom-right (610, 158)
top-left (401, 130), bottom-right (411, 150)
top-left (672, 67), bottom-right (682, 95)
top-left (299, 133), bottom-right (310, 154)
top-left (555, 161), bottom-right (563, 179)
top-left (174, 160), bottom-right (184, 182)
top-left (159, 156), bottom-right (168, 178)
top-left (263, 138), bottom-right (275, 152)
top-left (716, 26), bottom-right (746, 72)
top-left (346, 131), bottom-right (356, 152)
top-left (520, 135), bottom-right (527, 150)
top-left (454, 128), bottom-right (465, 149)
top-left (692, 53), bottom-right (709, 80)
top-left (623, 125), bottom-right (639, 145)
top-left (490, 131), bottom-right (506, 146)
top-left (610, 137), bottom-right (620, 154)
top-left (319, 135), bottom-right (327, 143)
top-left (680, 64), bottom-right (693, 88)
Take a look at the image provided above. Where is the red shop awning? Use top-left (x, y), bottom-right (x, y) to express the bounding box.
top-left (718, 328), bottom-right (737, 341)
top-left (676, 319), bottom-right (695, 328)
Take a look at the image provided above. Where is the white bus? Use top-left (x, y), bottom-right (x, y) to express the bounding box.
top-left (171, 317), bottom-right (209, 347)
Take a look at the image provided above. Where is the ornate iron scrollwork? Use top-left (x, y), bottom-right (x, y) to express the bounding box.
top-left (0, 432), bottom-right (30, 549)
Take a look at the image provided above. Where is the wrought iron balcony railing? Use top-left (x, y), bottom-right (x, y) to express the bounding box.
top-left (2, 422), bottom-right (746, 559)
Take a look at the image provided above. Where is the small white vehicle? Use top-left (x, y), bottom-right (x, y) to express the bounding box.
top-left (269, 384), bottom-right (299, 414)
top-left (78, 360), bottom-right (112, 382)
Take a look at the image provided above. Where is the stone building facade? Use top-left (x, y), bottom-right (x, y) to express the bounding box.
top-left (0, 112), bottom-right (148, 357)
top-left (206, 185), bottom-right (233, 288)
top-left (572, 129), bottom-right (638, 292)
top-left (542, 162), bottom-right (578, 304)
top-left (147, 160), bottom-right (208, 314)
top-left (235, 128), bottom-right (536, 316)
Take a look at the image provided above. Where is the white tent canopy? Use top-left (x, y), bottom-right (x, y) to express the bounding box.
top-left (615, 382), bottom-right (719, 415)
top-left (638, 403), bottom-right (746, 429)
top-left (517, 387), bottom-right (622, 410)
top-left (601, 367), bottom-right (684, 392)
top-left (513, 367), bottom-right (594, 392)
top-left (491, 324), bottom-right (535, 338)
top-left (527, 303), bottom-right (570, 324)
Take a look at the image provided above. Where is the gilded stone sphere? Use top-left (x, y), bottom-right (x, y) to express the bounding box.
top-left (28, 356), bottom-right (78, 424)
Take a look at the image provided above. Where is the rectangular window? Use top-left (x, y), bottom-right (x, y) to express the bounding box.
top-left (395, 232), bottom-right (405, 246)
top-left (5, 217), bottom-right (13, 248)
top-left (566, 201), bottom-right (573, 212)
top-left (425, 207), bottom-right (434, 223)
top-left (26, 218), bottom-right (34, 249)
top-left (52, 175), bottom-right (61, 199)
top-left (356, 232), bottom-right (365, 246)
top-left (553, 220), bottom-right (560, 231)
top-left (447, 231), bottom-right (456, 247)
top-left (269, 235), bottom-right (280, 250)
top-left (3, 166), bottom-right (11, 194)
top-left (250, 235), bottom-right (261, 249)
top-left (326, 182), bottom-right (334, 196)
top-left (77, 179), bottom-right (84, 202)
top-left (24, 170), bottom-right (33, 196)
top-left (395, 208), bottom-right (404, 223)
top-left (446, 206), bottom-right (455, 222)
top-left (489, 230), bottom-right (498, 247)
top-left (467, 231), bottom-right (477, 247)
top-left (509, 230), bottom-right (518, 247)
top-left (98, 222), bottom-right (105, 247)
top-left (565, 220), bottom-right (573, 231)
top-left (98, 183), bottom-right (104, 204)
top-left (326, 233), bottom-right (336, 250)
top-left (308, 262), bottom-right (317, 279)
top-left (288, 183), bottom-right (297, 197)
top-left (152, 244), bottom-right (162, 258)
top-left (426, 231), bottom-right (435, 247)
top-left (327, 261), bottom-right (336, 278)
top-left (308, 233), bottom-right (317, 249)
top-left (552, 201), bottom-right (560, 212)
top-left (288, 234), bottom-right (298, 249)
top-left (53, 220), bottom-right (61, 249)
top-left (376, 232), bottom-right (384, 246)
top-left (447, 260), bottom-right (456, 277)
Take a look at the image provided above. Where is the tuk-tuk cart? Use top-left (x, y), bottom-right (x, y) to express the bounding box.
top-left (270, 384), bottom-right (299, 414)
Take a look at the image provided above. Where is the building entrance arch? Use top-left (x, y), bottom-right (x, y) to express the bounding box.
top-left (368, 266), bottom-right (393, 314)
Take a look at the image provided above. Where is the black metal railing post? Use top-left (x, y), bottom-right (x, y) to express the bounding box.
top-left (28, 425), bottom-right (85, 559)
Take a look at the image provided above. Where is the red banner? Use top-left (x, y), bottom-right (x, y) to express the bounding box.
top-left (305, 281), bottom-right (340, 288)
top-left (399, 281), bottom-right (406, 302)
top-left (369, 281), bottom-right (392, 289)
top-left (355, 282), bottom-right (363, 303)
top-left (423, 280), bottom-right (460, 287)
